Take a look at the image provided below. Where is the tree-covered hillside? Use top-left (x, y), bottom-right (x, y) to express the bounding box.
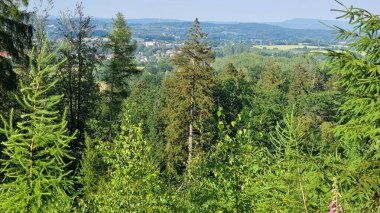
top-left (0, 0), bottom-right (379, 212)
top-left (45, 17), bottom-right (337, 44)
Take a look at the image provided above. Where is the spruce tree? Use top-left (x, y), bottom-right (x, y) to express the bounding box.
top-left (0, 0), bottom-right (32, 120)
top-left (104, 12), bottom-right (137, 141)
top-left (252, 62), bottom-right (286, 146)
top-left (287, 63), bottom-right (313, 102)
top-left (326, 2), bottom-right (380, 210)
top-left (0, 44), bottom-right (75, 212)
top-left (215, 63), bottom-right (249, 124)
top-left (125, 73), bottom-right (166, 167)
top-left (161, 18), bottom-right (215, 173)
top-left (0, 0), bottom-right (32, 67)
top-left (57, 2), bottom-right (99, 143)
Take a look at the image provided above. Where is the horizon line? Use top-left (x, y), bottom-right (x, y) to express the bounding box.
top-left (47, 15), bottom-right (344, 24)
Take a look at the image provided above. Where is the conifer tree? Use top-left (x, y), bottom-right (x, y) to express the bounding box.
top-left (252, 62), bottom-right (286, 146)
top-left (57, 2), bottom-right (99, 143)
top-left (0, 43), bottom-right (75, 212)
top-left (326, 2), bottom-right (380, 210)
top-left (287, 59), bottom-right (323, 103)
top-left (31, 0), bottom-right (54, 54)
top-left (220, 63), bottom-right (240, 80)
top-left (287, 63), bottom-right (312, 102)
top-left (125, 73), bottom-right (166, 166)
top-left (216, 63), bottom-right (249, 124)
top-left (75, 133), bottom-right (109, 212)
top-left (269, 112), bottom-right (310, 212)
top-left (255, 112), bottom-right (325, 212)
top-left (0, 0), bottom-right (32, 67)
top-left (104, 12), bottom-right (137, 141)
top-left (257, 62), bottom-right (284, 90)
top-left (161, 18), bottom-right (215, 173)
top-left (0, 0), bottom-right (32, 119)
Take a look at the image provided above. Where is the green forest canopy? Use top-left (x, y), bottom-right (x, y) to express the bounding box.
top-left (0, 1), bottom-right (379, 212)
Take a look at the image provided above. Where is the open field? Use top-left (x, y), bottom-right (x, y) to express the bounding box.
top-left (253, 44), bottom-right (322, 50)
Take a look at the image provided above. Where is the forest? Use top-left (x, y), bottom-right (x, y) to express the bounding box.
top-left (0, 0), bottom-right (379, 212)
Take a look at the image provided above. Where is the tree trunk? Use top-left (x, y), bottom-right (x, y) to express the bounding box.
top-left (188, 116), bottom-right (193, 166)
top-left (76, 36), bottom-right (83, 138)
top-left (108, 64), bottom-right (115, 141)
top-left (187, 61), bottom-right (195, 166)
top-left (68, 59), bottom-right (74, 134)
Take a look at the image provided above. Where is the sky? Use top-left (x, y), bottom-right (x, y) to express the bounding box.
top-left (28, 0), bottom-right (380, 22)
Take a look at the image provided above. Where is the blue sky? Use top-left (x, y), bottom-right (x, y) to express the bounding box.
top-left (29, 0), bottom-right (380, 22)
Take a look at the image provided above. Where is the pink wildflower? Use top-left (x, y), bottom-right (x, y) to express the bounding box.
top-left (329, 201), bottom-right (335, 209)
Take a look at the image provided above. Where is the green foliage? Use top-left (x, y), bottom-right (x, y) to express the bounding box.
top-left (0, 45), bottom-right (75, 212)
top-left (125, 73), bottom-right (166, 166)
top-left (75, 134), bottom-right (105, 212)
top-left (325, 2), bottom-right (380, 210)
top-left (214, 42), bottom-right (252, 57)
top-left (0, 0), bottom-right (32, 121)
top-left (197, 109), bottom-right (258, 212)
top-left (1, 2), bottom-right (380, 212)
top-left (161, 18), bottom-right (215, 173)
top-left (213, 52), bottom-right (292, 80)
top-left (249, 62), bottom-right (287, 145)
top-left (103, 12), bottom-right (138, 140)
top-left (215, 63), bottom-right (251, 124)
top-left (77, 109), bottom-right (165, 212)
top-left (57, 3), bottom-right (99, 143)
top-left (0, 0), bottom-right (32, 62)
top-left (328, 2), bottom-right (380, 151)
top-left (259, 112), bottom-right (327, 212)
top-left (287, 58), bottom-right (324, 103)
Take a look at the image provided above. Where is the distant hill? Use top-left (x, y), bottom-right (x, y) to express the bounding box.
top-left (92, 18), bottom-right (239, 25)
top-left (45, 17), bottom-right (337, 44)
top-left (128, 21), bottom-right (335, 44)
top-left (266, 18), bottom-right (351, 30)
top-left (86, 18), bottom-right (184, 25)
top-left (126, 18), bottom-right (183, 24)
